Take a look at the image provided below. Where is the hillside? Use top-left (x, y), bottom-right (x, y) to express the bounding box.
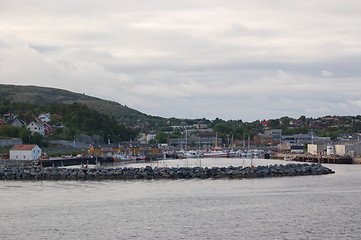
top-left (0, 84), bottom-right (154, 123)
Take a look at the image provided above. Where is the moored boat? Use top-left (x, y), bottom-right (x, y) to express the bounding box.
top-left (203, 147), bottom-right (229, 158)
top-left (113, 153), bottom-right (137, 162)
top-left (185, 150), bottom-right (204, 158)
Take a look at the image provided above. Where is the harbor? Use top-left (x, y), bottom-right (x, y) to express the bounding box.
top-left (1, 158), bottom-right (360, 240)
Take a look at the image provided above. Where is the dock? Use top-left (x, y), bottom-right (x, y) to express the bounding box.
top-left (276, 154), bottom-right (353, 164)
top-left (38, 157), bottom-right (113, 167)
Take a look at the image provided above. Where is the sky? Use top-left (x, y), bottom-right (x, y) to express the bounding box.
top-left (0, 0), bottom-right (360, 122)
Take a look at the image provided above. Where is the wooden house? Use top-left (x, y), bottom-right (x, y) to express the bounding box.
top-left (10, 144), bottom-right (42, 160)
top-left (89, 144), bottom-right (117, 158)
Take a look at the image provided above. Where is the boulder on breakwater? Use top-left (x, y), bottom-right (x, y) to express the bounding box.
top-left (0, 163), bottom-right (334, 181)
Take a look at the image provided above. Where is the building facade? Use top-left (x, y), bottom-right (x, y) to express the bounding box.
top-left (27, 121), bottom-right (45, 135)
top-left (10, 144), bottom-right (42, 160)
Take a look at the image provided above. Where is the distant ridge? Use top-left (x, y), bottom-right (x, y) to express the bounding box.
top-left (0, 84), bottom-right (151, 122)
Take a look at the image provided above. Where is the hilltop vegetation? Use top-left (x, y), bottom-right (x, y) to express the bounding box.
top-left (0, 100), bottom-right (137, 145)
top-left (0, 84), bottom-right (149, 125)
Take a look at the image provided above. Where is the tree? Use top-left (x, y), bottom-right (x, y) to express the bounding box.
top-left (268, 119), bottom-right (280, 128)
top-left (32, 132), bottom-right (44, 146)
top-left (213, 123), bottom-right (232, 135)
top-left (299, 115), bottom-right (306, 122)
top-left (20, 128), bottom-right (32, 144)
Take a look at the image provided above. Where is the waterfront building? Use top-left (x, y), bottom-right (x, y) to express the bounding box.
top-left (333, 136), bottom-right (361, 156)
top-left (10, 144), bottom-right (41, 160)
top-left (88, 144), bottom-right (117, 158)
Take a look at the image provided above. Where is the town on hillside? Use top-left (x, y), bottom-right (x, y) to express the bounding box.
top-left (1, 110), bottom-right (361, 166)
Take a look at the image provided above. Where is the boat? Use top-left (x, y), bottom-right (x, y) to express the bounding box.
top-left (240, 149), bottom-right (263, 158)
top-left (113, 153), bottom-right (137, 162)
top-left (176, 151), bottom-right (187, 159)
top-left (185, 150), bottom-right (204, 158)
top-left (203, 147), bottom-right (230, 158)
top-left (135, 155), bottom-right (146, 162)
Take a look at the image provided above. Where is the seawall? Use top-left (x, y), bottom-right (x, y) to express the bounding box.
top-left (0, 163), bottom-right (334, 181)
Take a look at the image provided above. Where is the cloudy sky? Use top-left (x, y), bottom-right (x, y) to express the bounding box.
top-left (1, 0), bottom-right (360, 121)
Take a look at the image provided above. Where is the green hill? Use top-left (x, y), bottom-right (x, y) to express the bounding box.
top-left (0, 84), bottom-right (155, 124)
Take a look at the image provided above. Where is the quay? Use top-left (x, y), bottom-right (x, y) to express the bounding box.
top-left (38, 157), bottom-right (113, 167)
top-left (0, 163), bottom-right (334, 181)
top-left (275, 154), bottom-right (353, 164)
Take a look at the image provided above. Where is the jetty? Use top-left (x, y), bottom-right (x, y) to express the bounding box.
top-left (0, 163), bottom-right (334, 181)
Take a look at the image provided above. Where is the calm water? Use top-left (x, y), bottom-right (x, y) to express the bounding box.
top-left (1, 158), bottom-right (361, 240)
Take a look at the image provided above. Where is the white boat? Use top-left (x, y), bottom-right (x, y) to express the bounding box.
top-left (185, 150), bottom-right (204, 158)
top-left (203, 147), bottom-right (230, 158)
top-left (241, 149), bottom-right (263, 158)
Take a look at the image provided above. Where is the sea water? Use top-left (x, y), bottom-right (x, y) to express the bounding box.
top-left (0, 158), bottom-right (360, 240)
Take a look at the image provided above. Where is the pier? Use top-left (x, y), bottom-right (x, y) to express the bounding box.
top-left (276, 154), bottom-right (353, 164)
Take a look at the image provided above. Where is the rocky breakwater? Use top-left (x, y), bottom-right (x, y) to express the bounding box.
top-left (0, 163), bottom-right (334, 181)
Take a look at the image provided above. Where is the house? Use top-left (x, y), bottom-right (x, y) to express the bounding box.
top-left (8, 118), bottom-right (27, 127)
top-left (42, 121), bottom-right (52, 135)
top-left (27, 121), bottom-right (45, 135)
top-left (35, 116), bottom-right (52, 135)
top-left (193, 123), bottom-right (208, 129)
top-left (88, 144), bottom-right (117, 158)
top-left (146, 132), bottom-right (157, 142)
top-left (119, 141), bottom-right (141, 155)
top-left (38, 113), bottom-right (51, 123)
top-left (10, 144), bottom-right (42, 160)
top-left (52, 113), bottom-right (62, 119)
top-left (3, 113), bottom-right (17, 119)
top-left (254, 135), bottom-right (279, 146)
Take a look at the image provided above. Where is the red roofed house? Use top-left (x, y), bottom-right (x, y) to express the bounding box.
top-left (10, 144), bottom-right (42, 160)
top-left (261, 120), bottom-right (270, 126)
top-left (34, 116), bottom-right (52, 135)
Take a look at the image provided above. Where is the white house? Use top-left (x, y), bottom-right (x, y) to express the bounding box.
top-left (10, 144), bottom-right (42, 160)
top-left (146, 132), bottom-right (157, 142)
top-left (27, 121), bottom-right (45, 135)
top-left (38, 113), bottom-right (51, 123)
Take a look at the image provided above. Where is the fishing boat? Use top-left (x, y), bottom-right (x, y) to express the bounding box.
top-left (203, 147), bottom-right (229, 158)
top-left (113, 153), bottom-right (136, 162)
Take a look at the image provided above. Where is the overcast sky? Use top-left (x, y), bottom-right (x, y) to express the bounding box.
top-left (1, 0), bottom-right (360, 121)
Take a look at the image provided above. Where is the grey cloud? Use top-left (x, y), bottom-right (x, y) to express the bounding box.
top-left (0, 1), bottom-right (360, 121)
